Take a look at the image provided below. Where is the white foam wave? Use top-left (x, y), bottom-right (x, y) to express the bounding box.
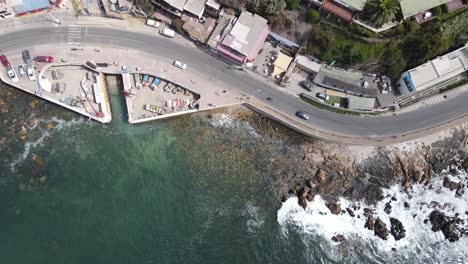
top-left (245, 201), bottom-right (265, 234)
top-left (208, 113), bottom-right (261, 138)
top-left (277, 172), bottom-right (468, 263)
top-left (9, 117), bottom-right (85, 171)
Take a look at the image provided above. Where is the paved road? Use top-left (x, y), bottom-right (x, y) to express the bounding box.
top-left (1, 24), bottom-right (468, 144)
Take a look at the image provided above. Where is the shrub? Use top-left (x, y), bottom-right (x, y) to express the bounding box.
top-left (306, 9), bottom-right (320, 23)
top-left (430, 6), bottom-right (443, 16)
top-left (403, 19), bottom-right (420, 33)
top-left (442, 3), bottom-right (449, 14)
top-left (134, 0), bottom-right (154, 14)
top-left (286, 0), bottom-right (299, 10)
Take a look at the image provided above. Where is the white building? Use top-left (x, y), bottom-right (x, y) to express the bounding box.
top-left (398, 44), bottom-right (468, 96)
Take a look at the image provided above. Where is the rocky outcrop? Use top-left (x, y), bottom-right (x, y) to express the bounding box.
top-left (331, 234), bottom-right (346, 243)
top-left (456, 183), bottom-right (465, 197)
top-left (315, 169), bottom-right (328, 183)
top-left (390, 218), bottom-right (406, 241)
top-left (326, 203), bottom-right (341, 215)
top-left (346, 208), bottom-right (355, 217)
top-left (365, 215), bottom-right (374, 230)
top-left (429, 210), bottom-right (464, 242)
top-left (374, 218), bottom-right (389, 240)
top-left (443, 177), bottom-right (459, 191)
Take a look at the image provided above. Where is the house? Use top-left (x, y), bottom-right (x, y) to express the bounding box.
top-left (399, 0), bottom-right (450, 20)
top-left (321, 0), bottom-right (366, 22)
top-left (155, 0), bottom-right (208, 18)
top-left (272, 52), bottom-right (293, 77)
top-left (398, 44), bottom-right (468, 96)
top-left (182, 15), bottom-right (216, 43)
top-left (11, 0), bottom-right (49, 16)
top-left (215, 11), bottom-right (269, 65)
top-left (207, 13), bottom-right (234, 50)
top-left (205, 0), bottom-right (220, 17)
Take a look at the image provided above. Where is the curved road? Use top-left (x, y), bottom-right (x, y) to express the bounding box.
top-left (1, 24), bottom-right (467, 144)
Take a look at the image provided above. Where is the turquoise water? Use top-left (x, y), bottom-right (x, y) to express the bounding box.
top-left (0, 90), bottom-right (318, 264)
top-left (3, 86), bottom-right (464, 263)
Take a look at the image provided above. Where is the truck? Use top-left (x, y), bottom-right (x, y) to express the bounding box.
top-left (150, 77), bottom-right (161, 90)
top-left (142, 74), bottom-right (149, 86)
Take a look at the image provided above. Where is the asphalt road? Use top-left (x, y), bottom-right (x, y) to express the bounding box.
top-left (1, 25), bottom-right (468, 143)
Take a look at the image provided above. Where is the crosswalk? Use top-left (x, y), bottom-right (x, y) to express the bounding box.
top-left (67, 25), bottom-right (81, 46)
top-left (412, 95), bottom-right (445, 109)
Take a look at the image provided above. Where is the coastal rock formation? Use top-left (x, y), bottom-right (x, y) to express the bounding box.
top-left (456, 183), bottom-right (465, 197)
top-left (390, 218), bottom-right (406, 241)
top-left (374, 218), bottom-right (389, 240)
top-left (331, 234), bottom-right (346, 243)
top-left (429, 210), bottom-right (464, 242)
top-left (365, 215), bottom-right (375, 231)
top-left (326, 203), bottom-right (341, 215)
top-left (443, 177), bottom-right (459, 191)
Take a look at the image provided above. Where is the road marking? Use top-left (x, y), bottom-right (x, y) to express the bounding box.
top-left (86, 34), bottom-right (145, 43)
top-left (67, 42), bottom-right (81, 45)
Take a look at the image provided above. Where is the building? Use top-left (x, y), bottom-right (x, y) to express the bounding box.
top-left (399, 0), bottom-right (450, 20)
top-left (216, 11), bottom-right (269, 65)
top-left (182, 15), bottom-right (216, 43)
top-left (155, 0), bottom-right (208, 18)
top-left (347, 96), bottom-right (376, 111)
top-left (272, 52), bottom-right (293, 77)
top-left (321, 0), bottom-right (366, 22)
top-left (11, 0), bottom-right (49, 16)
top-left (313, 66), bottom-right (380, 97)
top-left (398, 44), bottom-right (468, 96)
top-left (207, 13), bottom-right (234, 50)
top-left (295, 55), bottom-right (321, 74)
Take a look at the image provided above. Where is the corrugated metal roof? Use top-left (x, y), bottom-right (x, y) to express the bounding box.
top-left (183, 0), bottom-right (207, 18)
top-left (400, 0), bottom-right (450, 18)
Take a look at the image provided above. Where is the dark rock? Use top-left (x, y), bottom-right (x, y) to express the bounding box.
top-left (391, 247), bottom-right (396, 252)
top-left (443, 177), bottom-right (459, 191)
top-left (297, 187), bottom-right (311, 209)
top-left (331, 234), bottom-right (346, 243)
top-left (423, 219), bottom-right (429, 224)
top-left (390, 218), bottom-right (406, 241)
top-left (456, 183), bottom-right (465, 197)
top-left (363, 208), bottom-right (374, 217)
top-left (365, 215), bottom-right (374, 230)
top-left (429, 210), bottom-right (463, 242)
top-left (281, 195), bottom-right (288, 202)
top-left (306, 192), bottom-right (315, 202)
top-left (374, 218), bottom-right (389, 240)
top-left (327, 203), bottom-right (341, 215)
top-left (391, 196), bottom-right (397, 201)
top-left (404, 201), bottom-right (410, 209)
top-left (346, 208), bottom-right (355, 217)
top-left (384, 202), bottom-right (392, 214)
top-left (365, 185), bottom-right (384, 204)
top-left (315, 169), bottom-right (327, 183)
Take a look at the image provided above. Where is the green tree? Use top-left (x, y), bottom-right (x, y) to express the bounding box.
top-left (430, 5), bottom-right (442, 16)
top-left (134, 0), bottom-right (154, 14)
top-left (286, 0), bottom-right (299, 10)
top-left (363, 0), bottom-right (400, 27)
top-left (306, 9), bottom-right (321, 23)
top-left (261, 0), bottom-right (286, 15)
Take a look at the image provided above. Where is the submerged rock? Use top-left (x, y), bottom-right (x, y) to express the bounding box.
top-left (346, 208), bottom-right (355, 217)
top-left (374, 218), bottom-right (389, 240)
top-left (390, 218), bottom-right (406, 241)
top-left (331, 234), bottom-right (346, 243)
top-left (384, 202), bottom-right (392, 214)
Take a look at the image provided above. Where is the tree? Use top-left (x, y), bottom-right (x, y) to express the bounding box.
top-left (363, 0), bottom-right (400, 27)
top-left (260, 0), bottom-right (286, 16)
top-left (430, 5), bottom-right (442, 16)
top-left (134, 0), bottom-right (154, 14)
top-left (305, 9), bottom-right (320, 23)
top-left (286, 0), bottom-right (299, 10)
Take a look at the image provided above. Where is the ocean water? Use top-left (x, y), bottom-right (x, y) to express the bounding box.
top-left (0, 85), bottom-right (467, 264)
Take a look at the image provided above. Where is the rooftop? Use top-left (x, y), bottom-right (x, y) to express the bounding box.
top-left (399, 0), bottom-right (450, 18)
top-left (348, 96), bottom-right (376, 111)
top-left (11, 0), bottom-right (49, 14)
top-left (183, 0), bottom-right (207, 18)
top-left (313, 66), bottom-right (381, 97)
top-left (162, 0), bottom-right (187, 11)
top-left (335, 0), bottom-right (367, 11)
top-left (321, 0), bottom-right (354, 22)
top-left (407, 45), bottom-right (468, 89)
top-left (182, 16), bottom-right (216, 43)
top-left (220, 11), bottom-right (269, 59)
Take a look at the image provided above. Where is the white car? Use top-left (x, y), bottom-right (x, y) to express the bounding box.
top-left (146, 19), bottom-right (160, 28)
top-left (159, 28), bottom-right (175, 38)
top-left (27, 65), bottom-right (36, 81)
top-left (173, 60), bottom-right (187, 70)
top-left (18, 64), bottom-right (26, 76)
top-left (0, 12), bottom-right (14, 19)
top-left (7, 67), bottom-right (19, 83)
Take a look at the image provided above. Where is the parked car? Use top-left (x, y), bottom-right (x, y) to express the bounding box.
top-left (296, 111), bottom-right (310, 120)
top-left (146, 19), bottom-right (160, 28)
top-left (22, 50), bottom-right (31, 64)
top-left (34, 56), bottom-right (54, 63)
top-left (18, 64), bottom-right (26, 76)
top-left (0, 54), bottom-right (10, 67)
top-left (301, 80), bottom-right (313, 91)
top-left (27, 65), bottom-right (36, 81)
top-left (316, 92), bottom-right (330, 101)
top-left (173, 60), bottom-right (187, 70)
top-left (159, 28), bottom-right (175, 38)
top-left (0, 12), bottom-right (14, 19)
top-left (7, 66), bottom-right (19, 83)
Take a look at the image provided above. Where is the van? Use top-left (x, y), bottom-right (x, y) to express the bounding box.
top-left (146, 19), bottom-right (160, 28)
top-left (159, 28), bottom-right (175, 38)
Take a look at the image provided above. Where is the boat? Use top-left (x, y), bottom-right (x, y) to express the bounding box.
top-left (144, 104), bottom-right (164, 114)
